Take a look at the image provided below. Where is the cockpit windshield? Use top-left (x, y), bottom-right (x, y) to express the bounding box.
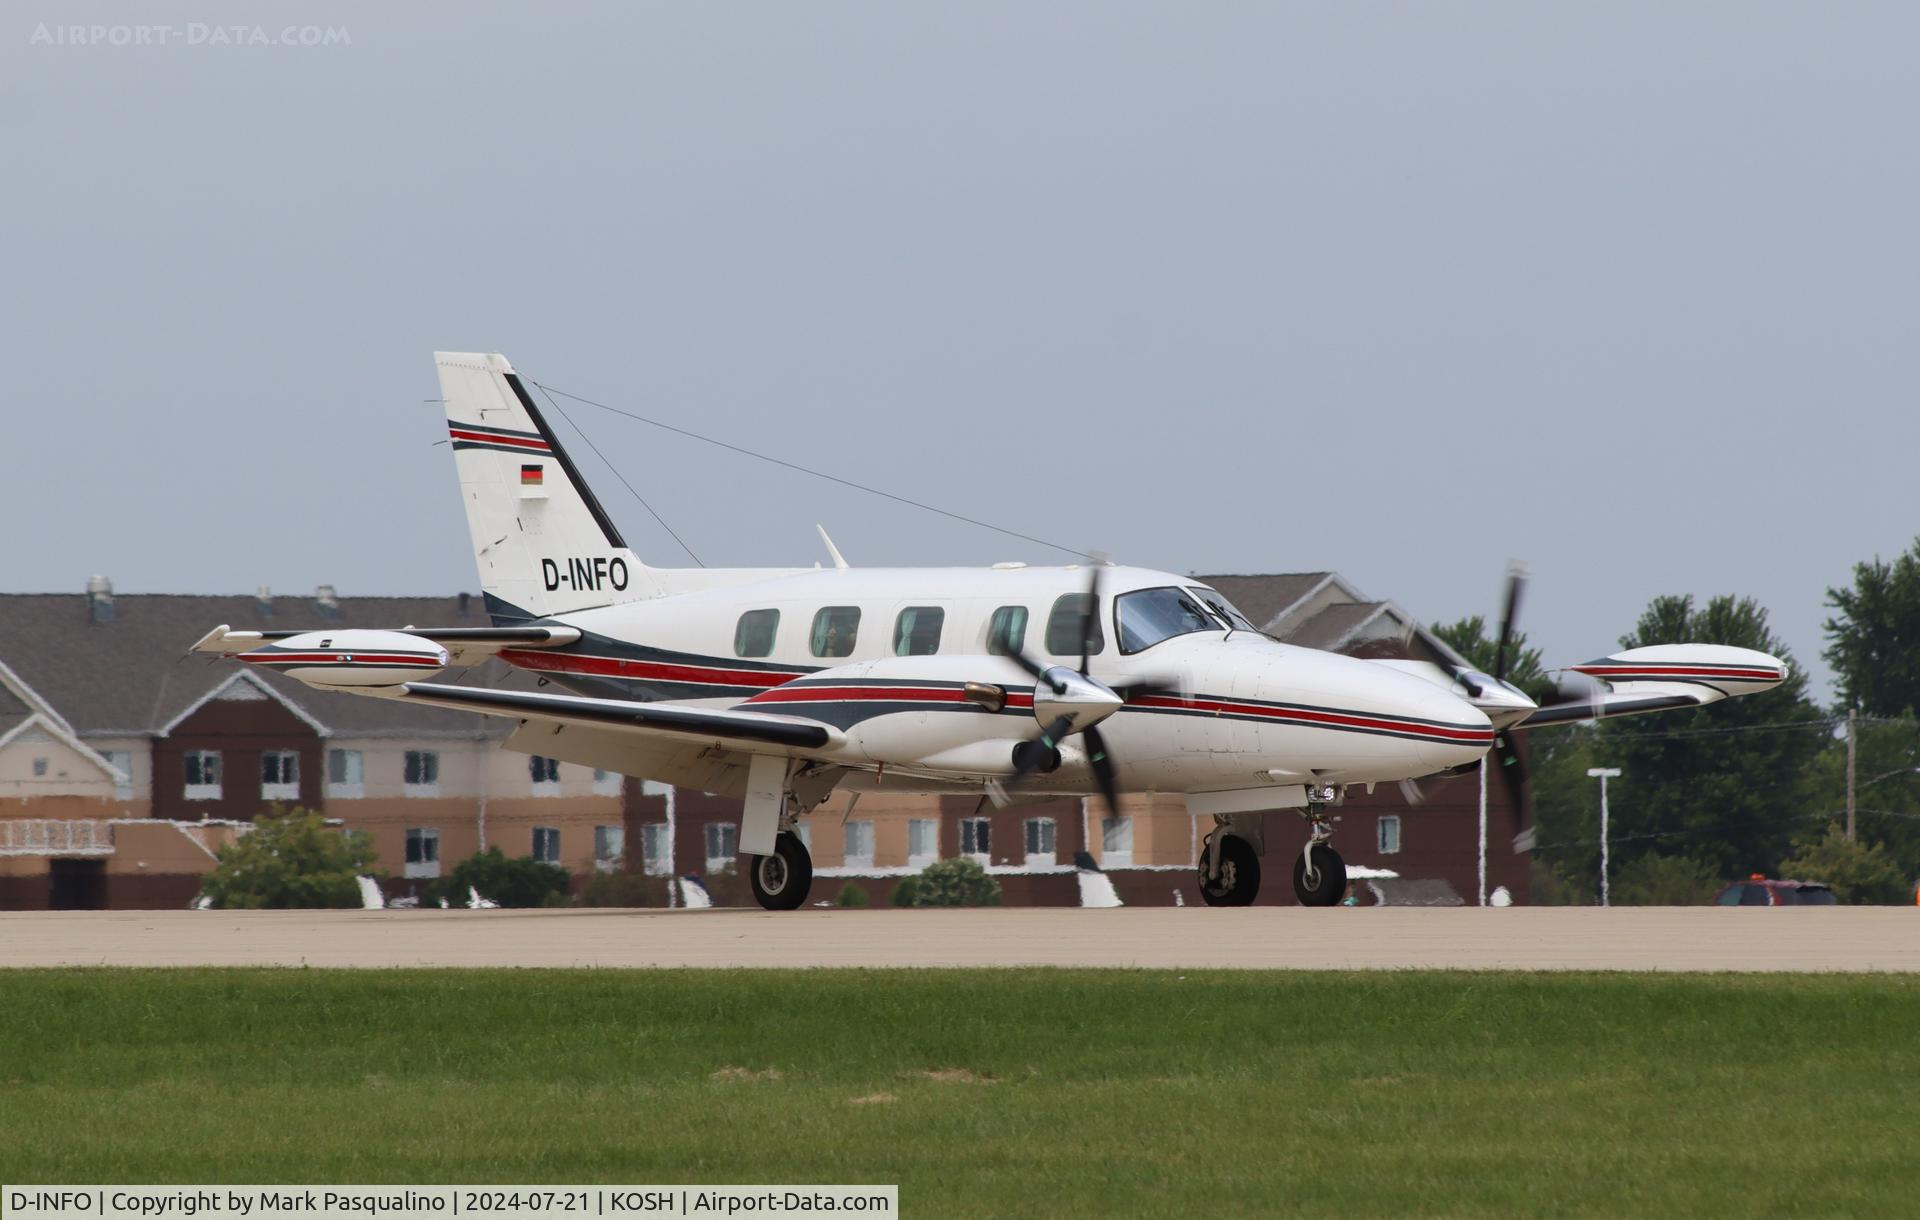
top-left (1189, 587), bottom-right (1259, 633)
top-left (1116, 587), bottom-right (1222, 654)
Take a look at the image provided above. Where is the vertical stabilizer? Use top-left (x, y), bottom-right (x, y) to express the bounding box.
top-left (435, 352), bottom-right (657, 620)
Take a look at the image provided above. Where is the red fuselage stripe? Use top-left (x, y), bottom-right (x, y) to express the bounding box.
top-left (1128, 694), bottom-right (1492, 742)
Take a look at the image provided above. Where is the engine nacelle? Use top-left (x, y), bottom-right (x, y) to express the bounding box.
top-left (237, 629), bottom-right (448, 688)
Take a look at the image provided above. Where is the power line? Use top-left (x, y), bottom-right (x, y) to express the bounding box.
top-left (532, 383), bottom-right (705, 567)
top-left (525, 377), bottom-right (1096, 562)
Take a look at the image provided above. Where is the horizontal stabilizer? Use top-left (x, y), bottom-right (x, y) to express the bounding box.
top-left (189, 623), bottom-right (582, 668)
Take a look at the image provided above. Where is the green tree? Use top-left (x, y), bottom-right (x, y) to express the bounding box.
top-left (898, 857), bottom-right (1001, 907)
top-left (1825, 538), bottom-right (1920, 717)
top-left (426, 846), bottom-right (570, 908)
top-left (835, 882), bottom-right (871, 908)
top-left (1609, 852), bottom-right (1724, 906)
top-left (199, 808), bottom-right (376, 909)
top-left (1431, 615), bottom-right (1556, 704)
top-left (1780, 822), bottom-right (1912, 904)
top-left (1529, 594), bottom-right (1828, 882)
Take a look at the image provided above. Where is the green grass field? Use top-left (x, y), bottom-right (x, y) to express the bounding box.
top-left (1, 970), bottom-right (1917, 1217)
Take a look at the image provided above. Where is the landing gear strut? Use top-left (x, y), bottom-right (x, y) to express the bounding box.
top-left (1292, 807), bottom-right (1346, 906)
top-left (749, 831), bottom-right (813, 911)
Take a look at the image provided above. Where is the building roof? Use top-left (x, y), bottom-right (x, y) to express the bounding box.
top-left (0, 682), bottom-right (33, 739)
top-left (1285, 601), bottom-right (1390, 651)
top-left (0, 593), bottom-right (526, 739)
top-left (1194, 572), bottom-right (1337, 632)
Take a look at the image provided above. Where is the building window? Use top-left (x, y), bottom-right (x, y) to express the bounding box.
top-left (326, 748), bottom-right (364, 799)
top-left (892, 607), bottom-right (945, 656)
top-left (183, 750), bottom-right (222, 800)
top-left (960, 816), bottom-right (991, 861)
top-left (260, 750), bottom-right (300, 801)
top-left (1101, 815), bottom-right (1134, 867)
top-left (1378, 815), bottom-right (1401, 855)
top-left (907, 818), bottom-right (938, 866)
top-left (532, 826), bottom-right (561, 864)
top-left (986, 606), bottom-right (1028, 656)
top-left (641, 823), bottom-right (671, 876)
top-left (704, 822), bottom-right (739, 871)
top-left (844, 820), bottom-right (874, 868)
top-left (530, 755), bottom-right (561, 794)
top-left (734, 609), bottom-right (780, 658)
top-left (403, 750), bottom-right (439, 796)
top-left (809, 606), bottom-right (861, 658)
top-left (102, 749), bottom-right (134, 800)
top-left (1024, 817), bottom-right (1057, 867)
top-left (593, 768), bottom-right (623, 796)
top-left (594, 825), bottom-right (624, 872)
top-left (405, 827), bottom-right (441, 879)
top-left (1045, 592), bottom-right (1104, 657)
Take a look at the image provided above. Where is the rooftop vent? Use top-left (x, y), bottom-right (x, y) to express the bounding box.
top-left (314, 584), bottom-right (340, 619)
top-left (85, 574), bottom-right (114, 623)
top-left (458, 591), bottom-right (472, 615)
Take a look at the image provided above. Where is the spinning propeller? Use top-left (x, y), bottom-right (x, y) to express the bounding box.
top-left (990, 564), bottom-right (1126, 817)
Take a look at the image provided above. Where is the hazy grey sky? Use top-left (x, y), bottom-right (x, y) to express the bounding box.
top-left (7, 2), bottom-right (1916, 697)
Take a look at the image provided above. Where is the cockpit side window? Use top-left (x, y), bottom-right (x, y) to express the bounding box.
top-left (1116, 587), bottom-right (1221, 655)
top-left (1045, 594), bottom-right (1104, 658)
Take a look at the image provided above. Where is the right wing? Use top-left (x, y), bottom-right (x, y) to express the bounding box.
top-left (385, 681), bottom-right (841, 755)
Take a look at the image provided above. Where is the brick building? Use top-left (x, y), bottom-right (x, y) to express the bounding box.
top-left (0, 574), bottom-right (1528, 909)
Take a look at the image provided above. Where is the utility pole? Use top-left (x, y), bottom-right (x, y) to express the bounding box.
top-left (1476, 756), bottom-right (1488, 907)
top-left (1588, 767), bottom-right (1621, 907)
top-left (1846, 708), bottom-right (1858, 840)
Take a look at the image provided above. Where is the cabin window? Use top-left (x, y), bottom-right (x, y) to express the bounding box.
top-left (893, 607), bottom-right (945, 656)
top-left (987, 606), bottom-right (1028, 656)
top-left (1116, 586), bottom-right (1218, 655)
top-left (1044, 593), bottom-right (1105, 658)
top-left (734, 609), bottom-right (780, 658)
top-left (1377, 815), bottom-right (1402, 855)
top-left (810, 606), bottom-right (861, 658)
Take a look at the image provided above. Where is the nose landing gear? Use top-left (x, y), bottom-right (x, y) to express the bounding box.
top-left (1292, 808), bottom-right (1347, 906)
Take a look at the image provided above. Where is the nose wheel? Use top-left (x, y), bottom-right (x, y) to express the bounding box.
top-left (749, 831), bottom-right (813, 911)
top-left (1198, 833), bottom-right (1261, 906)
top-left (1292, 811), bottom-right (1346, 906)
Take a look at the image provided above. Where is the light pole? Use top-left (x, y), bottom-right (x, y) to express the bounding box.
top-left (1587, 767), bottom-right (1621, 907)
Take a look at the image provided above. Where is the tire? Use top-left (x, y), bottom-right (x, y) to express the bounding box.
top-left (1292, 844), bottom-right (1346, 906)
top-left (749, 831), bottom-right (812, 911)
top-left (1197, 835), bottom-right (1261, 906)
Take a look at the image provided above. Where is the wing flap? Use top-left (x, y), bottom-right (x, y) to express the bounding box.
top-left (386, 681), bottom-right (842, 754)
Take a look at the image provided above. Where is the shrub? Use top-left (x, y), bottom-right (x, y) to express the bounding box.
top-left (425, 846), bottom-right (569, 908)
top-left (835, 882), bottom-right (871, 908)
top-left (576, 871), bottom-right (673, 908)
top-left (199, 808), bottom-right (376, 909)
top-left (889, 876), bottom-right (920, 908)
top-left (898, 857), bottom-right (1000, 907)
top-left (1611, 853), bottom-right (1724, 906)
top-left (1780, 822), bottom-right (1912, 904)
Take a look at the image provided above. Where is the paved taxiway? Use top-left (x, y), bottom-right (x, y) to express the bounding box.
top-left (0, 906), bottom-right (1914, 970)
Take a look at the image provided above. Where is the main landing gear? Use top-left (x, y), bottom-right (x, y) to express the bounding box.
top-left (1195, 799), bottom-right (1348, 907)
top-left (749, 831), bottom-right (812, 911)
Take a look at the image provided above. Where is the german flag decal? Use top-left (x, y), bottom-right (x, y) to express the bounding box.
top-left (520, 464), bottom-right (544, 486)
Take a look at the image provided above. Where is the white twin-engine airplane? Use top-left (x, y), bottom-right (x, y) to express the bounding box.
top-left (192, 353), bottom-right (1789, 909)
